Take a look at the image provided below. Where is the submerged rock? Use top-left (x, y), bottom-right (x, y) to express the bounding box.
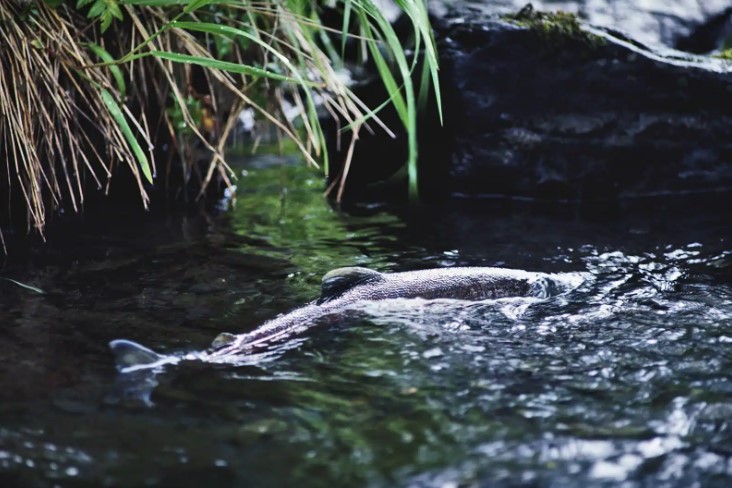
top-left (434, 5), bottom-right (732, 210)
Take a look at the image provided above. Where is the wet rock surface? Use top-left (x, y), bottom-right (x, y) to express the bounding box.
top-left (434, 5), bottom-right (732, 210)
top-left (442, 0), bottom-right (732, 49)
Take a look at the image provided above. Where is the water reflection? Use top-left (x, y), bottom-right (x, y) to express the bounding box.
top-left (0, 162), bottom-right (730, 486)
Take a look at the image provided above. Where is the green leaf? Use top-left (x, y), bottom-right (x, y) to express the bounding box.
top-left (119, 0), bottom-right (231, 6)
top-left (146, 50), bottom-right (321, 86)
top-left (406, 1), bottom-right (443, 124)
top-left (98, 87), bottom-right (153, 184)
top-left (171, 21), bottom-right (294, 65)
top-left (87, 0), bottom-right (106, 19)
top-left (183, 0), bottom-right (211, 13)
top-left (101, 12), bottom-right (113, 33)
top-left (109, 2), bottom-right (124, 21)
top-left (358, 2), bottom-right (418, 199)
top-left (87, 43), bottom-right (126, 98)
top-left (341, 0), bottom-right (352, 59)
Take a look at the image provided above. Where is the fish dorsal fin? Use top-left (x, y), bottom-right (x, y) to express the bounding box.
top-left (211, 332), bottom-right (237, 349)
top-left (318, 267), bottom-right (383, 304)
top-left (109, 339), bottom-right (165, 371)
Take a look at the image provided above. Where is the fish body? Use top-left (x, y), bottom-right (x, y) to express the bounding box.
top-left (111, 266), bottom-right (587, 371)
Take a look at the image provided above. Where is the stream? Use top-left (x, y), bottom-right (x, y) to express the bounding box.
top-left (0, 161), bottom-right (730, 487)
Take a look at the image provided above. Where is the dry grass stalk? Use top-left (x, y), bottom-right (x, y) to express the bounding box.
top-left (2, 0), bottom-right (428, 250)
top-left (1, 0), bottom-right (150, 245)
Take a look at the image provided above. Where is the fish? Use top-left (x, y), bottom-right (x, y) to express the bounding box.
top-left (110, 266), bottom-right (588, 372)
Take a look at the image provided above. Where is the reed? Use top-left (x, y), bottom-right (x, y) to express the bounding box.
top-left (0, 0), bottom-right (440, 247)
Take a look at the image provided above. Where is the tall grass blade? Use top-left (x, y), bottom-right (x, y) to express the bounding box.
top-left (1, 0), bottom-right (443, 238)
top-left (87, 43), bottom-right (127, 98)
top-left (98, 87), bottom-right (154, 184)
top-left (358, 2), bottom-right (418, 199)
top-left (341, 0), bottom-right (353, 59)
top-left (398, 0), bottom-right (443, 124)
top-left (143, 50), bottom-right (322, 87)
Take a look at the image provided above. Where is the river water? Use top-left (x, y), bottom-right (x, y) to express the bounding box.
top-left (0, 161), bottom-right (730, 487)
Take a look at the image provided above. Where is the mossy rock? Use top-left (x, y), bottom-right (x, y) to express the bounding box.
top-left (503, 4), bottom-right (605, 50)
top-left (432, 2), bottom-right (732, 212)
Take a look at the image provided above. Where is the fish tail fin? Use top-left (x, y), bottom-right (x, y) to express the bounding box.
top-left (109, 339), bottom-right (166, 371)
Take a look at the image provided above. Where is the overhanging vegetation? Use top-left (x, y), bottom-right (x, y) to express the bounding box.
top-left (0, 0), bottom-right (440, 246)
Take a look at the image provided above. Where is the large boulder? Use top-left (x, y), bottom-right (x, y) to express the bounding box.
top-left (439, 0), bottom-right (732, 49)
top-left (435, 5), bottom-right (732, 211)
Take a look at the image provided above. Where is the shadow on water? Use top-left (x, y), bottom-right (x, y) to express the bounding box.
top-left (0, 161), bottom-right (730, 487)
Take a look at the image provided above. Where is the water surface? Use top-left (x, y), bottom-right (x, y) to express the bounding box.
top-left (0, 162), bottom-right (730, 487)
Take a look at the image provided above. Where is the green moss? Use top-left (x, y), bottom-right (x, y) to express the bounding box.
top-left (713, 49), bottom-right (732, 60)
top-left (503, 4), bottom-right (604, 49)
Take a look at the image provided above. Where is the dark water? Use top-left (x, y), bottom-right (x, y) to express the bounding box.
top-left (1, 162), bottom-right (730, 487)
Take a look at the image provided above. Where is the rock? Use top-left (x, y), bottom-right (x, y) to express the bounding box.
top-left (434, 5), bottom-right (732, 211)
top-left (675, 7), bottom-right (732, 54)
top-left (439, 1), bottom-right (732, 49)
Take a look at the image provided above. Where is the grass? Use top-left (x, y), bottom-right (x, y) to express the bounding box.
top-left (0, 0), bottom-right (441, 248)
top-left (0, 0), bottom-right (152, 239)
